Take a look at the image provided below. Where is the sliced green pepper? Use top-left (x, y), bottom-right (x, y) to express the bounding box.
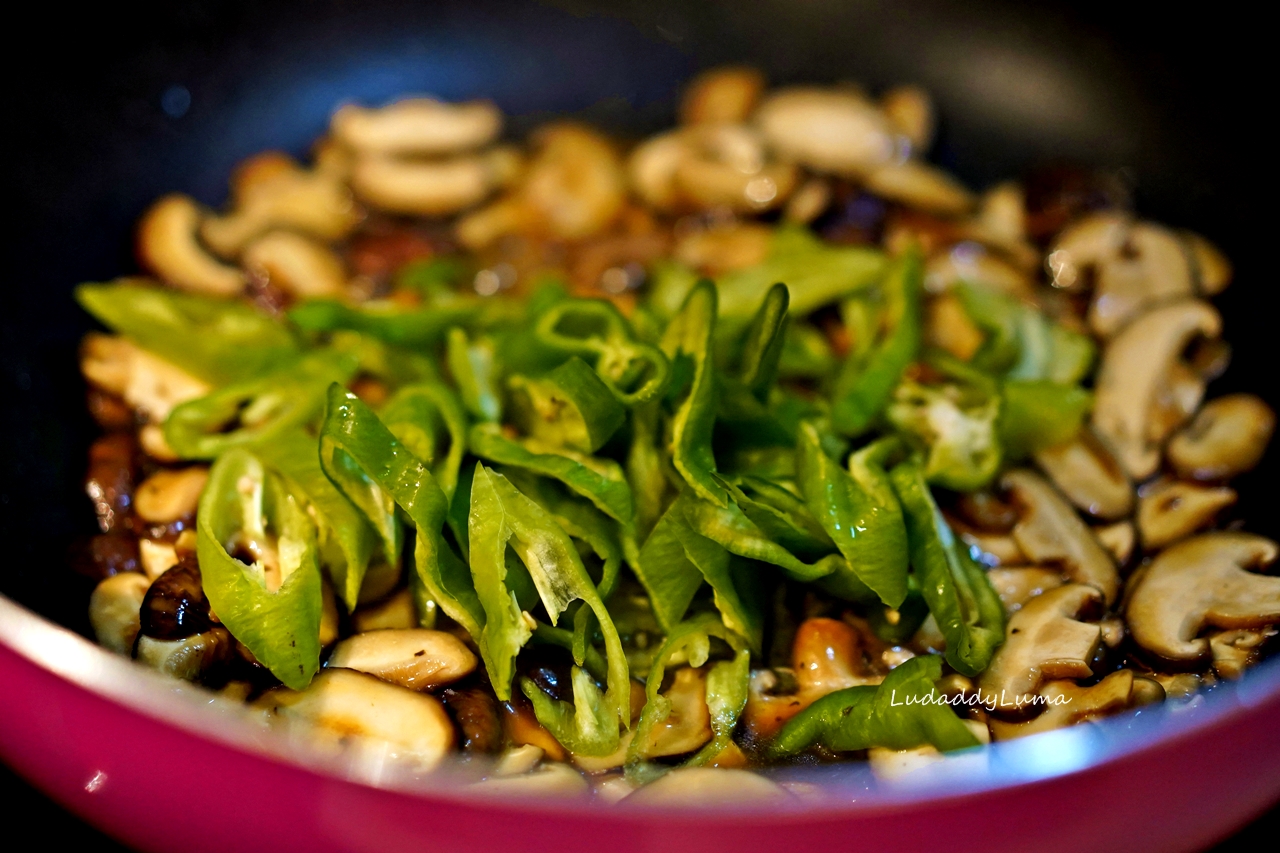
top-left (196, 448), bottom-right (322, 690)
top-left (956, 283), bottom-right (1095, 385)
top-left (728, 476), bottom-right (833, 562)
top-left (626, 400), bottom-right (669, 540)
top-left (685, 649), bottom-right (751, 767)
top-left (521, 666), bottom-right (621, 756)
top-left (999, 380), bottom-right (1092, 460)
top-left (886, 379), bottom-right (1002, 491)
top-left (768, 655), bottom-right (979, 758)
top-left (535, 299), bottom-right (670, 406)
top-left (445, 327), bottom-right (501, 422)
top-left (736, 283), bottom-right (790, 402)
top-left (508, 356), bottom-right (626, 454)
top-left (288, 299), bottom-right (474, 348)
top-left (379, 382), bottom-right (469, 501)
top-left (889, 458), bottom-right (1005, 676)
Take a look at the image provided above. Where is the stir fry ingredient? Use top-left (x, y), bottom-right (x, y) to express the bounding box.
top-left (75, 68), bottom-right (1276, 801)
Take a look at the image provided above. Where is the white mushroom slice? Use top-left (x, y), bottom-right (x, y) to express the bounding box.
top-left (1033, 430), bottom-right (1133, 521)
top-left (974, 182), bottom-right (1026, 252)
top-left (326, 629), bottom-right (477, 691)
top-left (80, 334), bottom-right (210, 423)
top-left (644, 667), bottom-right (713, 757)
top-left (134, 631), bottom-right (229, 680)
top-left (1092, 299), bottom-right (1222, 481)
top-left (492, 744), bottom-right (545, 777)
top-left (1087, 223), bottom-right (1194, 337)
top-left (880, 84), bottom-right (934, 153)
top-left (679, 66), bottom-right (766, 125)
top-left (783, 177), bottom-right (833, 225)
top-left (1094, 521), bottom-right (1136, 565)
top-left (754, 87), bottom-right (895, 177)
top-left (241, 230), bottom-right (348, 298)
top-left (988, 670), bottom-right (1158, 740)
top-left (627, 131), bottom-right (689, 211)
top-left (1045, 212), bottom-right (1131, 290)
top-left (1167, 394), bottom-right (1276, 481)
top-left (471, 762), bottom-right (590, 798)
top-left (136, 195), bottom-right (247, 296)
top-left (1208, 628), bottom-right (1274, 679)
top-left (1003, 469), bottom-right (1120, 605)
top-left (138, 539), bottom-right (179, 581)
top-left (350, 150), bottom-right (505, 216)
top-left (1183, 231), bottom-right (1232, 295)
top-left (985, 566), bottom-right (1064, 612)
top-left (863, 160), bottom-right (974, 216)
top-left (1099, 617), bottom-right (1126, 648)
top-left (352, 588), bottom-right (418, 633)
top-left (134, 467), bottom-right (209, 524)
top-left (1126, 532), bottom-right (1280, 663)
top-left (201, 153), bottom-right (358, 256)
top-left (674, 222), bottom-right (772, 275)
top-left (330, 98), bottom-right (502, 156)
top-left (956, 530), bottom-right (1027, 567)
top-left (978, 583), bottom-right (1103, 714)
top-left (138, 424), bottom-right (180, 463)
top-left (674, 127), bottom-right (797, 213)
top-left (623, 767), bottom-right (792, 807)
top-left (1136, 478), bottom-right (1236, 550)
top-left (89, 572), bottom-right (151, 654)
top-left (924, 243), bottom-right (1032, 297)
top-left (261, 668), bottom-right (455, 769)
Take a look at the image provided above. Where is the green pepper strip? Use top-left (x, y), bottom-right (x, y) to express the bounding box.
top-left (831, 248), bottom-right (924, 437)
top-left (685, 649), bottom-right (751, 767)
top-left (767, 655), bottom-right (979, 758)
top-left (76, 280), bottom-right (299, 384)
top-left (520, 666), bottom-right (621, 757)
top-left (446, 327), bottom-right (502, 423)
top-left (889, 458), bottom-right (1005, 676)
top-left (626, 400), bottom-right (668, 540)
top-left (736, 283), bottom-right (790, 402)
top-left (797, 424), bottom-right (909, 608)
top-left (379, 382), bottom-right (470, 501)
top-left (956, 282), bottom-right (1095, 385)
top-left (471, 465), bottom-right (629, 723)
top-left (727, 476), bottom-right (833, 561)
top-left (320, 385), bottom-right (485, 638)
top-left (196, 449), bottom-right (322, 690)
top-left (534, 299), bottom-right (671, 406)
top-left (508, 356), bottom-right (626, 454)
top-left (627, 612), bottom-right (748, 769)
top-left (288, 299), bottom-right (475, 348)
top-left (164, 350), bottom-right (358, 460)
top-left (998, 380), bottom-right (1092, 460)
top-left (661, 280), bottom-right (729, 507)
top-left (256, 430), bottom-right (377, 612)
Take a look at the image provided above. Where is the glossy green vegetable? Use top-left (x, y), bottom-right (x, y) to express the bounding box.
top-left (521, 666), bottom-right (621, 756)
top-left (77, 280), bottom-right (298, 384)
top-left (889, 458), bottom-right (1005, 676)
top-left (288, 298), bottom-right (474, 348)
top-left (378, 382), bottom-right (470, 501)
top-left (508, 356), bottom-right (626, 454)
top-left (196, 449), bottom-right (322, 689)
top-left (626, 401), bottom-right (668, 539)
top-left (534, 298), bottom-right (670, 405)
top-left (957, 283), bottom-right (1095, 385)
top-left (999, 380), bottom-right (1093, 459)
top-left (735, 283), bottom-right (790, 402)
top-left (684, 650), bottom-right (751, 767)
top-left (164, 350), bottom-right (357, 460)
top-left (887, 380), bottom-right (1002, 491)
top-left (446, 327), bottom-right (501, 422)
top-left (768, 655), bottom-right (979, 757)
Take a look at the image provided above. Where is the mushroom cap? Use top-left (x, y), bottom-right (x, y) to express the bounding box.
top-left (1126, 531), bottom-right (1280, 662)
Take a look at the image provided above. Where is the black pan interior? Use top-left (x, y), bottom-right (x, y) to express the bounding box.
top-left (1, 0), bottom-right (1271, 636)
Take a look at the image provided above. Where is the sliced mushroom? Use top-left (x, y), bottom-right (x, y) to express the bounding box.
top-left (985, 567), bottom-right (1065, 612)
top-left (1126, 532), bottom-right (1280, 663)
top-left (972, 182), bottom-right (1027, 254)
top-left (783, 177), bottom-right (833, 225)
top-left (754, 87), bottom-right (896, 177)
top-left (1149, 672), bottom-right (1206, 700)
top-left (1208, 628), bottom-right (1275, 679)
top-left (988, 670), bottom-right (1161, 740)
top-left (1136, 478), bottom-right (1236, 550)
top-left (352, 588), bottom-right (418, 633)
top-left (627, 131), bottom-right (688, 212)
top-left (441, 685), bottom-right (503, 753)
top-left (1033, 430), bottom-right (1133, 521)
top-left (1087, 223), bottom-right (1194, 337)
top-left (326, 629), bottom-right (477, 691)
top-left (88, 572), bottom-right (151, 654)
top-left (138, 424), bottom-right (181, 463)
top-left (674, 222), bottom-right (773, 275)
top-left (201, 152), bottom-right (359, 257)
top-left (644, 666), bottom-right (713, 757)
top-left (955, 529), bottom-right (1027, 567)
top-left (924, 243), bottom-right (1032, 297)
top-left (260, 668), bottom-right (455, 769)
top-left (331, 98), bottom-right (502, 156)
top-left (133, 467), bottom-right (208, 525)
top-left (1167, 394), bottom-right (1275, 481)
top-left (863, 160), bottom-right (973, 216)
top-left (1183, 231), bottom-right (1232, 295)
top-left (136, 195), bottom-right (247, 296)
top-left (674, 124), bottom-right (797, 213)
top-left (1044, 211), bottom-right (1131, 291)
top-left (1094, 521), bottom-right (1136, 565)
top-left (471, 761), bottom-right (590, 798)
top-left (1092, 299), bottom-right (1222, 481)
top-left (80, 334), bottom-right (210, 423)
top-left (241, 230), bottom-right (348, 299)
top-left (925, 293), bottom-right (985, 361)
top-left (679, 66), bottom-right (766, 125)
top-left (138, 539), bottom-right (179, 581)
top-left (880, 84), bottom-right (934, 153)
top-left (978, 583), bottom-right (1103, 714)
top-left (791, 617), bottom-right (876, 695)
top-left (1003, 469), bottom-right (1120, 605)
top-left (623, 768), bottom-right (792, 807)
top-left (501, 698), bottom-right (568, 762)
top-left (134, 629), bottom-right (235, 681)
top-left (349, 148), bottom-right (514, 217)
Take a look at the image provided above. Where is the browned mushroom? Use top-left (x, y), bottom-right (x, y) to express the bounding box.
top-left (136, 195), bottom-right (247, 296)
top-left (754, 87), bottom-right (896, 177)
top-left (880, 84), bottom-right (934, 153)
top-left (326, 629), bottom-right (477, 691)
top-left (984, 566), bottom-right (1065, 612)
top-left (331, 98), bottom-right (502, 156)
top-left (80, 334), bottom-right (210, 424)
top-left (1208, 628), bottom-right (1275, 679)
top-left (1166, 394), bottom-right (1275, 481)
top-left (679, 66), bottom-right (766, 126)
top-left (1136, 478), bottom-right (1236, 550)
top-left (1033, 429), bottom-right (1133, 521)
top-left (988, 670), bottom-right (1163, 740)
top-left (88, 572), bottom-right (151, 655)
top-left (241, 230), bottom-right (349, 299)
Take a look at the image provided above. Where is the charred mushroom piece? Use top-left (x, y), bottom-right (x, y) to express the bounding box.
top-left (138, 555), bottom-right (215, 640)
top-left (1127, 532), bottom-right (1280, 663)
top-left (260, 668), bottom-right (455, 769)
top-left (985, 567), bottom-right (1065, 612)
top-left (331, 98), bottom-right (502, 156)
top-left (1208, 628), bottom-right (1275, 679)
top-left (1166, 394), bottom-right (1275, 482)
top-left (136, 195), bottom-right (247, 296)
top-left (978, 583), bottom-right (1103, 714)
top-left (791, 617), bottom-right (876, 695)
top-left (1033, 430), bottom-right (1133, 521)
top-left (1092, 299), bottom-right (1222, 481)
top-left (988, 670), bottom-right (1162, 740)
top-left (327, 629), bottom-right (477, 691)
top-left (441, 685), bottom-right (503, 753)
top-left (754, 87), bottom-right (896, 177)
top-left (1136, 478), bottom-right (1236, 551)
top-left (89, 572), bottom-right (151, 655)
top-left (1003, 469), bottom-right (1120, 604)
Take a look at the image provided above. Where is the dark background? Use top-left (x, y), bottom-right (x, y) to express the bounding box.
top-left (1, 0), bottom-right (1274, 849)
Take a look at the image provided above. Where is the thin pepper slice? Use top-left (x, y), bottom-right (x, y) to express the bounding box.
top-left (727, 476), bottom-right (833, 561)
top-left (508, 356), bottom-right (627, 454)
top-left (163, 349), bottom-right (358, 460)
top-left (661, 280), bottom-right (728, 507)
top-left (684, 649), bottom-right (751, 767)
top-left (736, 283), bottom-right (790, 402)
top-left (196, 448), bottom-right (322, 690)
top-left (797, 425), bottom-right (909, 607)
top-left (998, 380), bottom-right (1092, 460)
top-left (76, 280), bottom-right (299, 384)
top-left (378, 382), bottom-right (470, 501)
top-left (288, 299), bottom-right (475, 348)
top-left (956, 282), bottom-right (1095, 385)
top-left (535, 299), bottom-right (671, 406)
top-left (887, 379), bottom-right (1003, 491)
top-left (626, 400), bottom-right (669, 540)
top-left (830, 248), bottom-right (924, 437)
top-left (889, 458), bottom-right (1005, 676)
top-left (445, 327), bottom-right (501, 423)
top-left (320, 385), bottom-right (485, 638)
top-left (520, 666), bottom-right (621, 756)
top-left (767, 655), bottom-right (979, 758)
